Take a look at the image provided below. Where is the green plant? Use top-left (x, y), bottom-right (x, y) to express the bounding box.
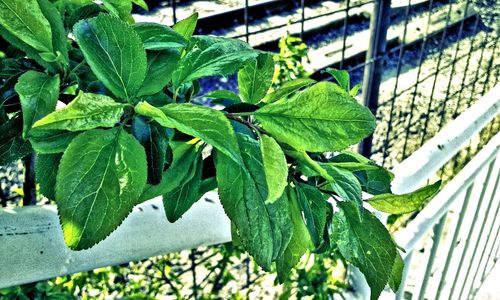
top-left (272, 33), bottom-right (310, 89)
top-left (0, 1), bottom-right (441, 299)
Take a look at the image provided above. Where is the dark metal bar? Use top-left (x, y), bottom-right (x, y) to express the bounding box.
top-left (171, 0), bottom-right (177, 24)
top-left (381, 0), bottom-right (413, 166)
top-left (417, 216), bottom-right (447, 300)
top-left (401, 0), bottom-right (435, 159)
top-left (22, 154), bottom-right (36, 206)
top-left (358, 0), bottom-right (392, 158)
top-left (434, 184), bottom-right (474, 299)
top-left (339, 0), bottom-right (351, 69)
top-left (300, 0), bottom-right (306, 39)
top-left (453, 160), bottom-right (497, 298)
top-left (244, 0), bottom-right (249, 43)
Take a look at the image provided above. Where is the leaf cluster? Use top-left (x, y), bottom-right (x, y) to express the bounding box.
top-left (0, 2), bottom-right (440, 299)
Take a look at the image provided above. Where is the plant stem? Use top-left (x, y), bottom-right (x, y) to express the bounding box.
top-left (231, 112), bottom-right (254, 117)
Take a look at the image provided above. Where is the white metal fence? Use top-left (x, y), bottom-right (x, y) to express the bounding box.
top-left (1, 85), bottom-right (499, 296)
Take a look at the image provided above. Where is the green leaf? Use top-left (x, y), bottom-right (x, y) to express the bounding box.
top-left (350, 83), bottom-right (361, 97)
top-left (132, 0), bottom-right (148, 10)
top-left (260, 134), bottom-right (287, 203)
top-left (321, 164), bottom-right (362, 207)
top-left (0, 116), bottom-right (32, 165)
top-left (326, 68), bottom-right (350, 92)
top-left (366, 181), bottom-right (441, 214)
top-left (267, 191), bottom-right (293, 261)
top-left (263, 78), bottom-right (315, 103)
top-left (29, 130), bottom-right (80, 154)
top-left (215, 133), bottom-right (275, 270)
top-left (15, 71), bottom-right (60, 138)
top-left (163, 145), bottom-right (203, 222)
top-left (132, 117), bottom-right (169, 185)
top-left (36, 153), bottom-right (61, 200)
top-left (238, 52), bottom-right (274, 104)
top-left (389, 252), bottom-right (404, 292)
top-left (33, 92), bottom-right (124, 132)
top-left (331, 151), bottom-right (394, 195)
top-left (332, 201), bottom-right (396, 300)
top-left (74, 14), bottom-right (147, 100)
top-left (66, 3), bottom-right (102, 29)
top-left (101, 0), bottom-right (133, 23)
top-left (203, 90), bottom-right (241, 103)
top-left (138, 49), bottom-right (180, 97)
top-left (0, 0), bottom-right (53, 53)
top-left (134, 23), bottom-right (187, 50)
top-left (254, 82), bottom-right (376, 152)
top-left (140, 141), bottom-right (198, 201)
top-left (172, 12), bottom-right (198, 40)
top-left (56, 128), bottom-right (147, 250)
top-left (171, 36), bottom-right (258, 89)
top-left (295, 183), bottom-right (328, 249)
top-left (276, 187), bottom-right (311, 282)
top-left (38, 0), bottom-right (69, 67)
top-left (135, 101), bottom-right (242, 165)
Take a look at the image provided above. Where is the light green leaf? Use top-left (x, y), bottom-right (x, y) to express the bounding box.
top-left (36, 153), bottom-right (61, 200)
top-left (260, 134), bottom-right (287, 203)
top-left (163, 146), bottom-right (203, 222)
top-left (134, 23), bottom-right (187, 50)
top-left (295, 183), bottom-right (328, 249)
top-left (171, 37), bottom-right (258, 89)
top-left (132, 0), bottom-right (148, 10)
top-left (366, 181), bottom-right (441, 214)
top-left (276, 187), bottom-right (311, 282)
top-left (321, 164), bottom-right (363, 207)
top-left (138, 49), bottom-right (180, 97)
top-left (332, 201), bottom-right (396, 300)
top-left (135, 101), bottom-right (242, 164)
top-left (350, 83), bottom-right (361, 97)
top-left (38, 0), bottom-right (69, 66)
top-left (238, 52), bottom-right (274, 104)
top-left (33, 92), bottom-right (124, 132)
top-left (326, 68), bottom-right (350, 91)
top-left (0, 0), bottom-right (53, 53)
top-left (215, 133), bottom-right (274, 270)
top-left (172, 12), bottom-right (198, 40)
top-left (389, 252), bottom-right (404, 292)
top-left (203, 90), bottom-right (241, 103)
top-left (254, 82), bottom-right (376, 152)
top-left (29, 130), bottom-right (80, 153)
top-left (263, 78), bottom-right (315, 103)
top-left (56, 128), bottom-right (147, 250)
top-left (15, 71), bottom-right (60, 138)
top-left (74, 14), bottom-right (147, 100)
top-left (267, 191), bottom-right (293, 261)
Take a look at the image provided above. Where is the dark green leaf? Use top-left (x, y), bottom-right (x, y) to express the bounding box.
top-left (295, 183), bottom-right (328, 249)
top-left (321, 164), bottom-right (363, 207)
top-left (389, 252), bottom-right (404, 292)
top-left (29, 130), bottom-right (80, 153)
top-left (138, 49), bottom-right (180, 97)
top-left (171, 37), bottom-right (258, 89)
top-left (132, 117), bottom-right (170, 185)
top-left (267, 191), bottom-right (293, 261)
top-left (163, 145), bottom-right (203, 222)
top-left (56, 128), bottom-right (147, 250)
top-left (263, 78), bottom-right (315, 103)
top-left (38, 0), bottom-right (69, 67)
top-left (254, 82), bottom-right (376, 152)
top-left (134, 23), bottom-right (187, 50)
top-left (332, 201), bottom-right (396, 300)
top-left (260, 134), bottom-right (287, 203)
top-left (74, 14), bottom-right (147, 100)
top-left (101, 0), bottom-right (133, 23)
top-left (15, 71), bottom-right (59, 138)
top-left (276, 187), bottom-right (311, 282)
top-left (238, 52), bottom-right (274, 104)
top-left (172, 12), bottom-right (198, 40)
top-left (215, 133), bottom-right (274, 270)
top-left (36, 153), bottom-right (61, 200)
top-left (366, 181), bottom-right (441, 214)
top-left (135, 101), bottom-right (242, 165)
top-left (0, 115), bottom-right (32, 165)
top-left (66, 4), bottom-right (102, 29)
top-left (32, 92), bottom-right (124, 131)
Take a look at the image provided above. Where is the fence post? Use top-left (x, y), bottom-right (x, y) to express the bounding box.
top-left (358, 0), bottom-right (392, 157)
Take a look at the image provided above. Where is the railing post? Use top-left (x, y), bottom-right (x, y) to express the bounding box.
top-left (359, 0), bottom-right (392, 157)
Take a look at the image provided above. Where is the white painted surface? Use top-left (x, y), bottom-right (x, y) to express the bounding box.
top-left (0, 192), bottom-right (231, 289)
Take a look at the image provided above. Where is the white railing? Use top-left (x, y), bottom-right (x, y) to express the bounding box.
top-left (1, 85), bottom-right (499, 293)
